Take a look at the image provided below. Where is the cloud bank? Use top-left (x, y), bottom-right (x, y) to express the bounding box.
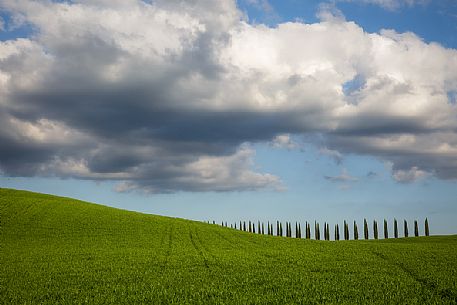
top-left (0, 0), bottom-right (456, 192)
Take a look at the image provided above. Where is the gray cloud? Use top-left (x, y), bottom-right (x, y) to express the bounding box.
top-left (0, 0), bottom-right (457, 192)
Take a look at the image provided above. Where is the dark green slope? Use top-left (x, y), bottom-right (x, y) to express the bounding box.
top-left (1, 188), bottom-right (456, 304)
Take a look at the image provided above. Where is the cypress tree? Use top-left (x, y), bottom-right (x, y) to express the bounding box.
top-left (225, 221), bottom-right (227, 227)
top-left (364, 219), bottom-right (369, 240)
top-left (277, 221), bottom-right (280, 236)
top-left (347, 221), bottom-right (350, 240)
top-left (258, 221), bottom-right (260, 234)
top-left (404, 220), bottom-right (408, 237)
top-left (240, 221), bottom-right (242, 230)
top-left (243, 221), bottom-right (246, 232)
top-left (314, 221), bottom-right (317, 240)
top-left (252, 225), bottom-right (255, 234)
top-left (335, 224), bottom-right (340, 241)
top-left (271, 223), bottom-right (274, 236)
top-left (384, 219), bottom-right (388, 239)
top-left (280, 222), bottom-right (283, 237)
top-left (327, 223), bottom-right (331, 240)
top-left (414, 220), bottom-right (419, 237)
top-left (298, 223), bottom-right (302, 238)
top-left (373, 220), bottom-right (378, 240)
top-left (249, 221), bottom-right (252, 233)
top-left (343, 221), bottom-right (348, 240)
top-left (323, 222), bottom-right (327, 241)
top-left (262, 222), bottom-right (264, 235)
top-left (354, 221), bottom-right (358, 240)
top-left (306, 222), bottom-right (310, 239)
top-left (316, 222), bottom-right (321, 240)
top-left (425, 218), bottom-right (430, 236)
top-left (394, 219), bottom-right (398, 238)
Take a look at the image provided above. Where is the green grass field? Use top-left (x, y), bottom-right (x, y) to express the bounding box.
top-left (1, 188), bottom-right (456, 304)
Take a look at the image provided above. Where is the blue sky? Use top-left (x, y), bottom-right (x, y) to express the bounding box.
top-left (1, 0), bottom-right (457, 236)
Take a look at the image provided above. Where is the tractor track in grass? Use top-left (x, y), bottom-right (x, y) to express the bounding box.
top-left (372, 251), bottom-right (457, 303)
top-left (158, 224), bottom-right (173, 273)
top-left (194, 228), bottom-right (217, 261)
top-left (210, 230), bottom-right (238, 249)
top-left (189, 227), bottom-right (210, 269)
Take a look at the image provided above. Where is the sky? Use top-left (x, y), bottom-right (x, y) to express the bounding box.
top-left (1, 0), bottom-right (457, 236)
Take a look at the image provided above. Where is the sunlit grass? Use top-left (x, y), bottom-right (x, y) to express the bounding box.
top-left (1, 188), bottom-right (456, 304)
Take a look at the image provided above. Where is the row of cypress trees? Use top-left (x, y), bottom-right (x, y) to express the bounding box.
top-left (213, 218), bottom-right (430, 240)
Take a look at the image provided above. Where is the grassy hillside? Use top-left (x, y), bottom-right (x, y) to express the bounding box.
top-left (1, 188), bottom-right (456, 304)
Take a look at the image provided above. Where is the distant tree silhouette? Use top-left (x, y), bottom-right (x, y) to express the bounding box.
top-left (425, 218), bottom-right (430, 236)
top-left (364, 219), bottom-right (369, 240)
top-left (354, 221), bottom-right (358, 240)
top-left (373, 220), bottom-right (378, 240)
top-left (414, 220), bottom-right (419, 237)
top-left (315, 222), bottom-right (320, 240)
top-left (384, 219), bottom-right (388, 239)
top-left (394, 219), bottom-right (398, 238)
top-left (404, 220), bottom-right (408, 237)
top-left (343, 221), bottom-right (349, 240)
top-left (335, 224), bottom-right (340, 241)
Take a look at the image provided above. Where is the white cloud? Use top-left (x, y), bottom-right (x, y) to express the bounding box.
top-left (324, 169), bottom-right (358, 183)
top-left (319, 147), bottom-right (343, 164)
top-left (113, 147), bottom-right (283, 193)
top-left (337, 0), bottom-right (429, 10)
top-left (0, 0), bottom-right (456, 193)
top-left (392, 166), bottom-right (428, 183)
top-left (271, 134), bottom-right (298, 150)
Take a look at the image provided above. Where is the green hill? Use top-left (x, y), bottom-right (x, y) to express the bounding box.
top-left (1, 188), bottom-right (456, 304)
